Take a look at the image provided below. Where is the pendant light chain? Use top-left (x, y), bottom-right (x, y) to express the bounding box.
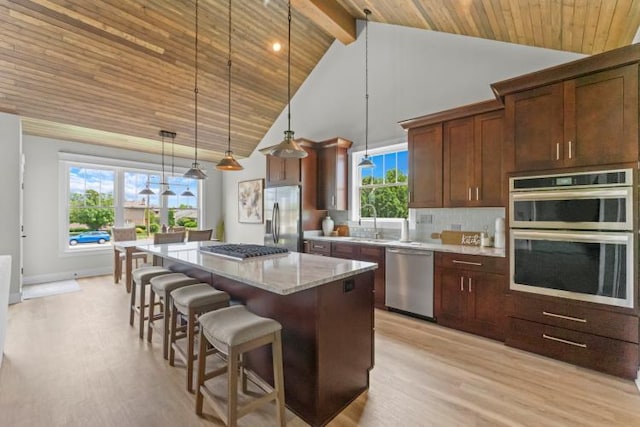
top-left (193, 0), bottom-right (199, 165)
top-left (171, 133), bottom-right (175, 176)
top-left (161, 131), bottom-right (166, 185)
top-left (227, 0), bottom-right (232, 152)
top-left (287, 0), bottom-right (292, 133)
top-left (365, 9), bottom-right (369, 158)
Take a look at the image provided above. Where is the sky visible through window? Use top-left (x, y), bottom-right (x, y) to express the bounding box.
top-left (360, 150), bottom-right (408, 182)
top-left (69, 167), bottom-right (198, 208)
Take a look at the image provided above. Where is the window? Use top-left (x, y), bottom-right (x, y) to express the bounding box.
top-left (352, 143), bottom-right (408, 220)
top-left (61, 153), bottom-right (201, 252)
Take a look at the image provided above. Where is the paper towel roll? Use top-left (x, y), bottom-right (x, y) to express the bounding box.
top-left (400, 219), bottom-right (410, 242)
top-left (494, 217), bottom-right (505, 248)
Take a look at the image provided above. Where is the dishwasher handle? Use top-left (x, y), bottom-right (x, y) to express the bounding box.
top-left (387, 248), bottom-right (433, 256)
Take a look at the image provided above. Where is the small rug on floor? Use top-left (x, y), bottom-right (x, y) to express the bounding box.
top-left (22, 279), bottom-right (81, 300)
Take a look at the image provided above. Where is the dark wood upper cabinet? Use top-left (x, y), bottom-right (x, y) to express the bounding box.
top-left (443, 110), bottom-right (504, 207)
top-left (503, 64), bottom-right (638, 172)
top-left (407, 123), bottom-right (443, 208)
top-left (265, 155), bottom-right (301, 187)
top-left (316, 137), bottom-right (352, 210)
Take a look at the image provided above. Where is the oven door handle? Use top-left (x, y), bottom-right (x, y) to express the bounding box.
top-left (510, 187), bottom-right (632, 201)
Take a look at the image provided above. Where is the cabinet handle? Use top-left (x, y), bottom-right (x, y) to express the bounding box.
top-left (408, 191), bottom-right (412, 202)
top-left (475, 187), bottom-right (479, 201)
top-left (460, 276), bottom-right (464, 291)
top-left (468, 187), bottom-right (472, 201)
top-left (556, 142), bottom-right (560, 160)
top-left (332, 195), bottom-right (335, 207)
top-left (542, 311), bottom-right (587, 323)
top-left (542, 334), bottom-right (587, 348)
top-left (452, 260), bottom-right (482, 266)
top-left (468, 277), bottom-right (472, 292)
top-left (314, 244), bottom-right (325, 249)
top-left (568, 140), bottom-right (573, 159)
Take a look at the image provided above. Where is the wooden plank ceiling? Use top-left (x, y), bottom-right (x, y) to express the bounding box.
top-left (1, 0), bottom-right (640, 161)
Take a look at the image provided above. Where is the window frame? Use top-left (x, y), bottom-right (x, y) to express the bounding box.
top-left (350, 142), bottom-right (408, 224)
top-left (58, 152), bottom-right (202, 256)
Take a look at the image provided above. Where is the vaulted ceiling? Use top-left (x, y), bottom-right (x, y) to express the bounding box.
top-left (1, 0), bottom-right (639, 162)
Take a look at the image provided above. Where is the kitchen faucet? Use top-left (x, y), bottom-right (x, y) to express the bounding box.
top-left (359, 204), bottom-right (380, 239)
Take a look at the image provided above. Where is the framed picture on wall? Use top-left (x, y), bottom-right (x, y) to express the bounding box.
top-left (238, 179), bottom-right (264, 223)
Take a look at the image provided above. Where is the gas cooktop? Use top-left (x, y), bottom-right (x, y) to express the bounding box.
top-left (199, 244), bottom-right (289, 260)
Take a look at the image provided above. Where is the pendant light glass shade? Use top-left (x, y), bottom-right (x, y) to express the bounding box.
top-left (266, 0), bottom-right (307, 159)
top-left (181, 187), bottom-right (195, 197)
top-left (358, 155), bottom-right (374, 168)
top-left (185, 0), bottom-right (207, 180)
top-left (216, 0), bottom-right (243, 171)
top-left (270, 130), bottom-right (307, 158)
top-left (358, 9), bottom-right (374, 169)
top-left (139, 183), bottom-right (155, 196)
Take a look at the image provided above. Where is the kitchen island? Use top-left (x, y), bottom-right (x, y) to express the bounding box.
top-left (137, 241), bottom-right (377, 427)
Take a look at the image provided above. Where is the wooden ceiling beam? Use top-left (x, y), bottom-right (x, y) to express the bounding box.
top-left (292, 0), bottom-right (356, 45)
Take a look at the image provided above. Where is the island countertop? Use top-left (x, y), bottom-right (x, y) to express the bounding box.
top-left (137, 241), bottom-right (377, 295)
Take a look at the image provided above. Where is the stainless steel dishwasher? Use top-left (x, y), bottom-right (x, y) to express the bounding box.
top-left (385, 247), bottom-right (434, 319)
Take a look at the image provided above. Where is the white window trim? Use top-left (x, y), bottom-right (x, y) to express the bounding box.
top-left (350, 142), bottom-right (408, 225)
top-left (58, 152), bottom-right (202, 256)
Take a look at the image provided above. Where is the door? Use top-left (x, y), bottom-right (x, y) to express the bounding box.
top-left (475, 110), bottom-right (504, 206)
top-left (443, 117), bottom-right (474, 206)
top-left (507, 83), bottom-right (564, 172)
top-left (435, 268), bottom-right (467, 323)
top-left (466, 271), bottom-right (505, 338)
top-left (564, 65), bottom-right (638, 167)
top-left (408, 123), bottom-right (442, 208)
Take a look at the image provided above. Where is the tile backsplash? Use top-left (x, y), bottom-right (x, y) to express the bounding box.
top-left (342, 207), bottom-right (505, 242)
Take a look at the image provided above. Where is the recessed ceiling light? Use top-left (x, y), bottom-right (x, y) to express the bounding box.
top-left (272, 42), bottom-right (281, 52)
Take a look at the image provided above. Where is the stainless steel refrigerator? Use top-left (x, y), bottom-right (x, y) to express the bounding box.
top-left (264, 185), bottom-right (302, 252)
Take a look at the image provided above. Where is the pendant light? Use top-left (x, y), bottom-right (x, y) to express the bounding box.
top-left (161, 130), bottom-right (176, 196)
top-left (216, 0), bottom-right (243, 171)
top-left (358, 9), bottom-right (374, 169)
top-left (266, 0), bottom-right (308, 159)
top-left (139, 181), bottom-right (154, 196)
top-left (184, 0), bottom-right (207, 179)
top-left (181, 186), bottom-right (195, 198)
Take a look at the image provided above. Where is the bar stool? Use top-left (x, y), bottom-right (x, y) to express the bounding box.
top-left (195, 305), bottom-right (285, 427)
top-left (130, 266), bottom-right (172, 339)
top-left (147, 273), bottom-right (200, 358)
top-left (170, 283), bottom-right (230, 392)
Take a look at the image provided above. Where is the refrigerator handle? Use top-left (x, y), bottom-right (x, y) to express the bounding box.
top-left (271, 203), bottom-right (277, 243)
top-left (274, 202), bottom-right (280, 243)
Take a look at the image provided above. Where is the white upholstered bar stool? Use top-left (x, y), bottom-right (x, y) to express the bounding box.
top-left (170, 283), bottom-right (230, 392)
top-left (195, 305), bottom-right (285, 427)
top-left (129, 231), bottom-right (186, 339)
top-left (147, 273), bottom-right (200, 358)
top-left (130, 266), bottom-right (172, 339)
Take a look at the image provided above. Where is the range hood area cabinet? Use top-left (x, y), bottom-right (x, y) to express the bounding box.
top-left (492, 54), bottom-right (639, 173)
top-left (401, 99), bottom-right (505, 209)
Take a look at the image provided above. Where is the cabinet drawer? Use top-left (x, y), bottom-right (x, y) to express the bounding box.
top-left (332, 242), bottom-right (358, 258)
top-left (507, 317), bottom-right (639, 379)
top-left (507, 293), bottom-right (638, 343)
top-left (307, 240), bottom-right (331, 256)
top-left (436, 253), bottom-right (507, 274)
top-left (359, 245), bottom-right (384, 261)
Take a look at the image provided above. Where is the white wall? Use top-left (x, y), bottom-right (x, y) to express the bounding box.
top-left (0, 113), bottom-right (22, 303)
top-left (22, 135), bottom-right (222, 284)
top-left (222, 22), bottom-right (584, 243)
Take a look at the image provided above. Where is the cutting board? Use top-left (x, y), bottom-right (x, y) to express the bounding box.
top-left (431, 230), bottom-right (482, 246)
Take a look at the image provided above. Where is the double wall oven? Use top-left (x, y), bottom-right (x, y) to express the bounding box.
top-left (509, 169), bottom-right (634, 308)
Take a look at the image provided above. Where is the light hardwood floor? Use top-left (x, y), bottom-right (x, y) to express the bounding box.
top-left (2, 275), bottom-right (640, 426)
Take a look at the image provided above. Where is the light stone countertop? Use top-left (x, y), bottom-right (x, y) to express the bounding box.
top-left (305, 236), bottom-right (506, 257)
top-left (136, 241), bottom-right (377, 296)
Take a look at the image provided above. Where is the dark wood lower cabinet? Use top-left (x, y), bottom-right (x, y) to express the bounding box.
top-left (506, 293), bottom-right (639, 379)
top-left (434, 253), bottom-right (507, 341)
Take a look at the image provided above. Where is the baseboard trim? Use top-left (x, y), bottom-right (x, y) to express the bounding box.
top-left (22, 267), bottom-right (112, 286)
top-left (9, 291), bottom-right (22, 305)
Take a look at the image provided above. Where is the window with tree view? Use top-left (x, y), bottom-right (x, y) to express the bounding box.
top-left (356, 147), bottom-right (408, 219)
top-left (64, 157), bottom-right (200, 251)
